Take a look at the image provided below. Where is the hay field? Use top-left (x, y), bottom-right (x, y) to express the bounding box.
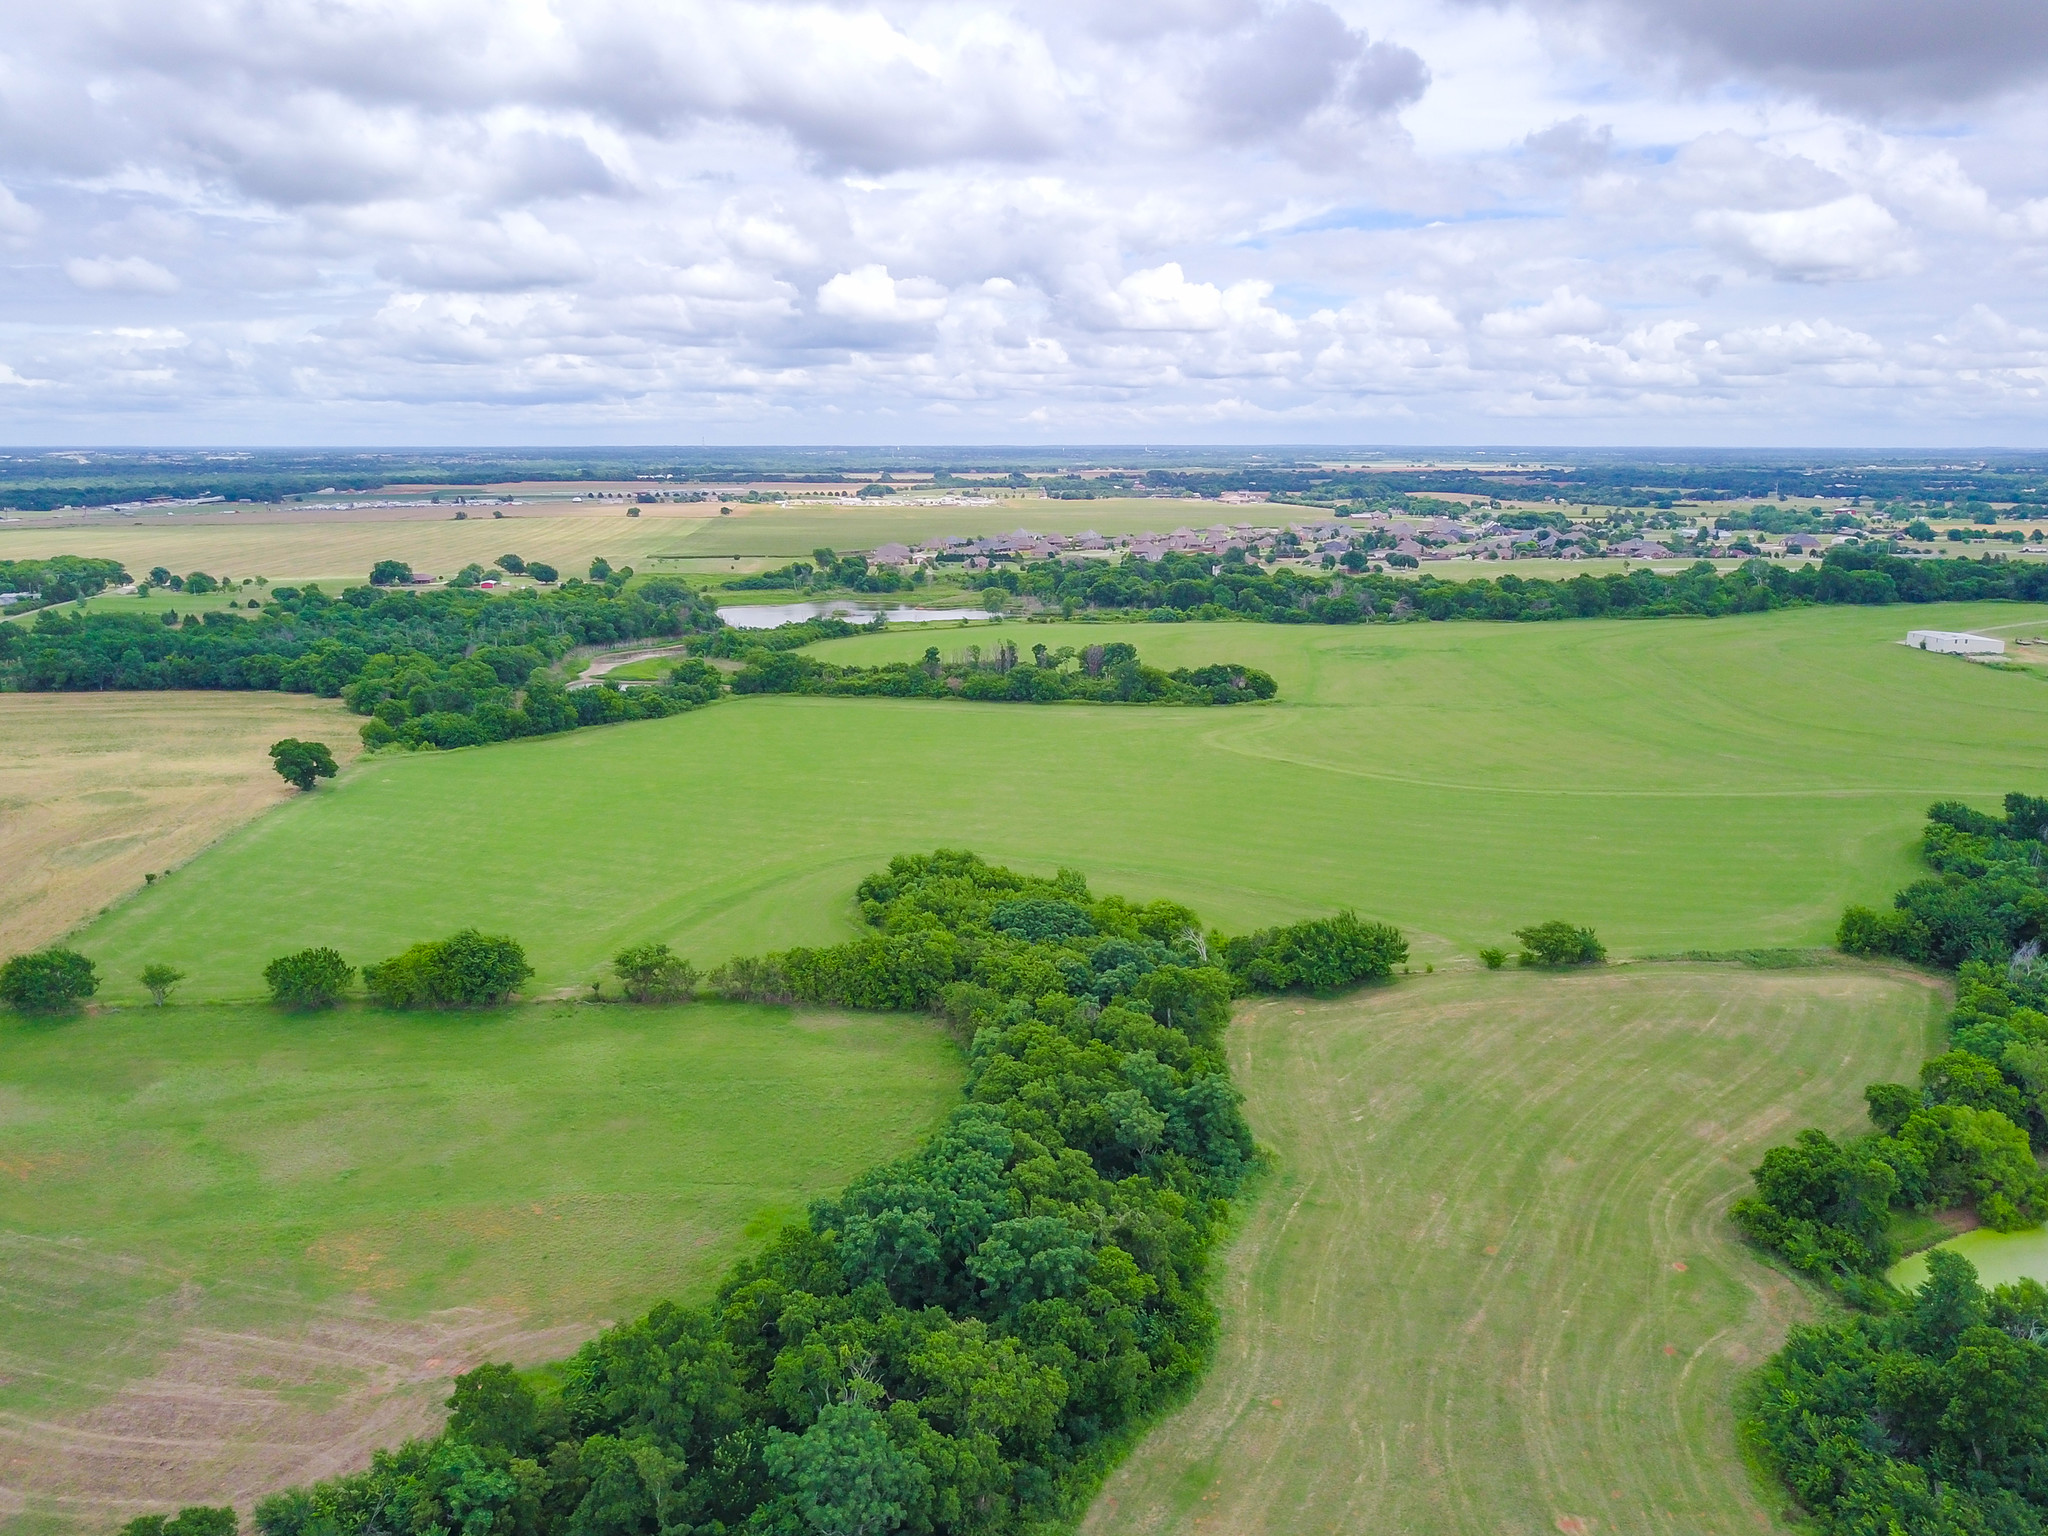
top-left (67, 600), bottom-right (2048, 1004)
top-left (1084, 963), bottom-right (1942, 1536)
top-left (0, 999), bottom-right (958, 1530)
top-left (0, 507), bottom-right (717, 588)
top-left (0, 692), bottom-right (358, 955)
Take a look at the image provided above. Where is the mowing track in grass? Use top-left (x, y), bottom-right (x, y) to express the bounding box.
top-left (1084, 963), bottom-right (1942, 1536)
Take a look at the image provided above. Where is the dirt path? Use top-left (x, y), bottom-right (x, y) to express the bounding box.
top-left (1084, 963), bottom-right (1941, 1536)
top-left (0, 692), bottom-right (358, 956)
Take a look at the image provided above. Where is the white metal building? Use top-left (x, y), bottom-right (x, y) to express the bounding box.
top-left (1906, 630), bottom-right (2006, 655)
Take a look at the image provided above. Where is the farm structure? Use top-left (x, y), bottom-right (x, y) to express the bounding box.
top-left (1906, 629), bottom-right (2006, 654)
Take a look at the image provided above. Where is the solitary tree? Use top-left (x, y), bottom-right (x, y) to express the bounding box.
top-left (494, 553), bottom-right (525, 574)
top-left (525, 561), bottom-right (559, 584)
top-left (0, 947), bottom-right (100, 1014)
top-left (269, 738), bottom-right (338, 791)
top-left (264, 947), bottom-right (353, 1009)
top-left (368, 559), bottom-right (412, 586)
top-left (139, 963), bottom-right (186, 1006)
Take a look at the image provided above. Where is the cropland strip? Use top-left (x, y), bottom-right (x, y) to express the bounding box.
top-left (0, 1001), bottom-right (960, 1532)
top-left (1083, 963), bottom-right (1941, 1536)
top-left (69, 601), bottom-right (2046, 1005)
top-left (0, 691), bottom-right (358, 955)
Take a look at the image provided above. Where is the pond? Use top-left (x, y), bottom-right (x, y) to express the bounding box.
top-left (716, 601), bottom-right (997, 629)
top-left (1888, 1225), bottom-right (2048, 1293)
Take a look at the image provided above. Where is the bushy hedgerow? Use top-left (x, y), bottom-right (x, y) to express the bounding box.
top-left (1219, 911), bottom-right (1408, 991)
top-left (256, 853), bottom-right (1393, 1536)
top-left (728, 640), bottom-right (1277, 707)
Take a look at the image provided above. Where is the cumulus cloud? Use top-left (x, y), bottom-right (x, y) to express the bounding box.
top-left (0, 0), bottom-right (2040, 442)
top-left (1695, 195), bottom-right (1916, 282)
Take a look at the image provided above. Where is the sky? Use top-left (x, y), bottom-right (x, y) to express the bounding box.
top-left (1, 0), bottom-right (2046, 447)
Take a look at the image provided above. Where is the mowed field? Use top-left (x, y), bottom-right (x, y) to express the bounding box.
top-left (69, 599), bottom-right (2048, 1004)
top-left (0, 692), bottom-right (358, 955)
top-left (0, 1000), bottom-right (958, 1530)
top-left (1085, 963), bottom-right (1942, 1536)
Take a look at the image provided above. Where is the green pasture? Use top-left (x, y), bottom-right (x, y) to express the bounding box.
top-left (667, 497), bottom-right (1217, 560)
top-left (71, 599), bottom-right (2048, 1004)
top-left (1085, 962), bottom-right (1943, 1536)
top-left (0, 998), bottom-right (958, 1522)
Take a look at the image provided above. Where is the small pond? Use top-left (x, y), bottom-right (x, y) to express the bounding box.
top-left (1887, 1225), bottom-right (2048, 1293)
top-left (716, 601), bottom-right (997, 629)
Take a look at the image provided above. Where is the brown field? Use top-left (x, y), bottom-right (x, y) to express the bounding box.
top-left (0, 692), bottom-right (359, 955)
top-left (1084, 963), bottom-right (1941, 1536)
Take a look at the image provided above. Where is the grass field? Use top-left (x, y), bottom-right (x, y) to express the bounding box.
top-left (0, 999), bottom-right (959, 1530)
top-left (65, 599), bottom-right (2048, 1004)
top-left (1083, 962), bottom-right (1942, 1536)
top-left (0, 691), bottom-right (358, 956)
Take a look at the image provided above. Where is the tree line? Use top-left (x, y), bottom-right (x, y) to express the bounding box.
top-left (1734, 793), bottom-right (2048, 1535)
top-left (246, 852), bottom-right (1405, 1536)
top-left (981, 543), bottom-right (2048, 624)
top-left (728, 641), bottom-right (1278, 707)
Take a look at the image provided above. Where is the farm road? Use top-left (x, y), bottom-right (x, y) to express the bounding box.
top-left (1084, 963), bottom-right (1939, 1536)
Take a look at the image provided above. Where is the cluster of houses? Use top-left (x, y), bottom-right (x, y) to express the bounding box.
top-left (860, 511), bottom-right (1843, 574)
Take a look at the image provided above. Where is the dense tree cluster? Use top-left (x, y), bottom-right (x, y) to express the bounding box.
top-left (970, 544), bottom-right (2048, 625)
top-left (1511, 922), bottom-right (1607, 968)
top-left (725, 550), bottom-right (918, 594)
top-left (1734, 796), bottom-right (2048, 1307)
top-left (1748, 1250), bottom-right (2048, 1536)
top-left (256, 852), bottom-right (1292, 1536)
top-left (728, 641), bottom-right (1277, 707)
top-left (351, 652), bottom-right (723, 750)
top-left (0, 577), bottom-right (719, 693)
top-left (0, 555), bottom-right (129, 607)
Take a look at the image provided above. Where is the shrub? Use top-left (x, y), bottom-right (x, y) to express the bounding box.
top-left (0, 947), bottom-right (99, 1014)
top-left (122, 1509), bottom-right (237, 1536)
top-left (264, 948), bottom-right (352, 1009)
top-left (1512, 921), bottom-right (1606, 967)
top-left (1478, 946), bottom-right (1507, 970)
top-left (139, 963), bottom-right (186, 1006)
top-left (1223, 910), bottom-right (1409, 991)
top-left (612, 941), bottom-right (699, 1003)
top-left (364, 930), bottom-right (532, 1008)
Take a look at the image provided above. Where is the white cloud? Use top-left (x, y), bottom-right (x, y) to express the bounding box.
top-left (1694, 194), bottom-right (1916, 282)
top-left (817, 265), bottom-right (948, 324)
top-left (0, 0), bottom-right (2040, 442)
top-left (63, 254), bottom-right (179, 292)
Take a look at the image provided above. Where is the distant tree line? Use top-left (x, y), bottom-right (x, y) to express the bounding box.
top-left (1735, 794), bottom-right (2048, 1533)
top-left (989, 543), bottom-right (2048, 625)
top-left (252, 852), bottom-right (1405, 1536)
top-left (728, 641), bottom-right (1278, 706)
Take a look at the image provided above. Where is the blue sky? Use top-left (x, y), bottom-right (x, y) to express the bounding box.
top-left (0, 0), bottom-right (2044, 445)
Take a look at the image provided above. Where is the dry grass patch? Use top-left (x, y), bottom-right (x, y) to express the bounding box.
top-left (1084, 962), bottom-right (1942, 1536)
top-left (0, 692), bottom-right (357, 955)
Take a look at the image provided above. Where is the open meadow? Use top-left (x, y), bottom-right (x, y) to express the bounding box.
top-left (1084, 962), bottom-right (1942, 1536)
top-left (0, 999), bottom-right (958, 1531)
top-left (67, 599), bottom-right (2048, 1004)
top-left (0, 692), bottom-right (357, 955)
